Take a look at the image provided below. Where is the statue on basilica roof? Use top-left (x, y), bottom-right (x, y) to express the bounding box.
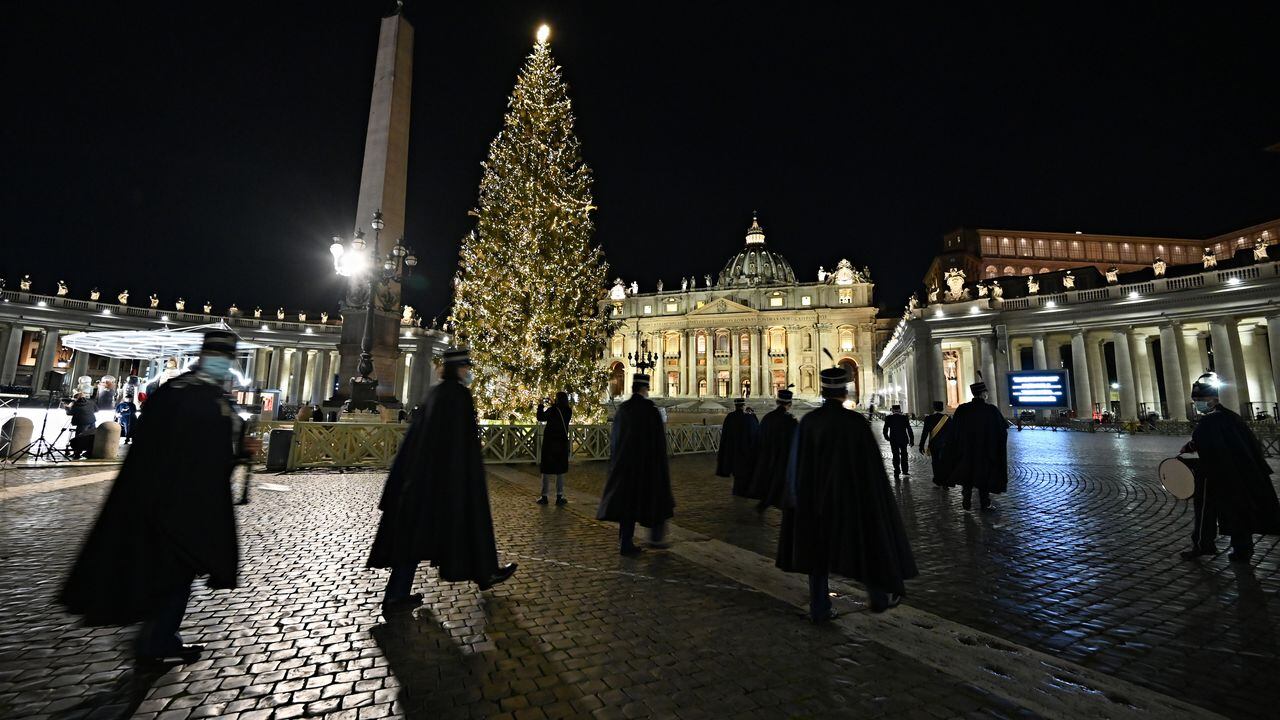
top-left (817, 266), bottom-right (827, 283)
top-left (656, 279), bottom-right (663, 293)
top-left (610, 278), bottom-right (627, 301)
top-left (681, 277), bottom-right (688, 291)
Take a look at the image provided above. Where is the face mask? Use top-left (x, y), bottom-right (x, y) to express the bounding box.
top-left (462, 370), bottom-right (475, 387)
top-left (199, 356), bottom-right (234, 380)
top-left (1193, 400), bottom-right (1212, 414)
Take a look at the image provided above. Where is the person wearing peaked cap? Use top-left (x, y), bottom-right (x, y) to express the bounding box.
top-left (777, 365), bottom-right (917, 621)
top-left (882, 404), bottom-right (914, 480)
top-left (368, 346), bottom-right (517, 608)
top-left (1178, 373), bottom-right (1280, 563)
top-left (944, 375), bottom-right (1008, 511)
top-left (919, 401), bottom-right (954, 488)
top-left (597, 374), bottom-right (676, 555)
top-left (749, 386), bottom-right (799, 512)
top-left (61, 329), bottom-right (260, 666)
top-left (718, 396), bottom-right (761, 498)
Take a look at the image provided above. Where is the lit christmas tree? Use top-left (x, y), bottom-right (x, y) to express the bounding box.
top-left (452, 25), bottom-right (616, 422)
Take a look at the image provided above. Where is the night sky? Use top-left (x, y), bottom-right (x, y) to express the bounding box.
top-left (4, 2), bottom-right (1277, 321)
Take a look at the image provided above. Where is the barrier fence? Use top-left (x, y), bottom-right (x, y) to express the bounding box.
top-left (253, 421), bottom-right (722, 470)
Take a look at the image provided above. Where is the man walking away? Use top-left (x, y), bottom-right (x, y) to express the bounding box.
top-left (749, 387), bottom-right (799, 512)
top-left (946, 379), bottom-right (1008, 512)
top-left (597, 374), bottom-right (676, 555)
top-left (718, 397), bottom-right (761, 497)
top-left (368, 347), bottom-right (517, 612)
top-left (882, 404), bottom-right (914, 479)
top-left (777, 366), bottom-right (917, 621)
top-left (919, 401), bottom-right (953, 488)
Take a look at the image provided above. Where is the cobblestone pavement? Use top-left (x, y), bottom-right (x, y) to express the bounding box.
top-left (509, 426), bottom-right (1280, 720)
top-left (3, 462), bottom-right (1032, 719)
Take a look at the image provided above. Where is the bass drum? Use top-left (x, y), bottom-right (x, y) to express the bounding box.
top-left (1158, 456), bottom-right (1198, 500)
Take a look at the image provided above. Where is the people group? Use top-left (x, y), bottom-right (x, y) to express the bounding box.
top-left (57, 332), bottom-right (1279, 666)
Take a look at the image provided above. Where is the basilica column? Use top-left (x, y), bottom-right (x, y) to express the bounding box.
top-left (748, 328), bottom-right (761, 398)
top-left (705, 330), bottom-right (717, 397)
top-left (1209, 318), bottom-right (1250, 415)
top-left (1070, 331), bottom-right (1093, 419)
top-left (729, 330), bottom-right (740, 397)
top-left (755, 326), bottom-right (767, 394)
top-left (686, 331), bottom-right (697, 396)
top-left (786, 326), bottom-right (802, 396)
top-left (1112, 330), bottom-right (1138, 419)
top-left (1158, 324), bottom-right (1188, 420)
top-left (652, 333), bottom-right (665, 397)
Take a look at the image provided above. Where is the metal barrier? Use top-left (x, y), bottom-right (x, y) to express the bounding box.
top-left (262, 421), bottom-right (722, 470)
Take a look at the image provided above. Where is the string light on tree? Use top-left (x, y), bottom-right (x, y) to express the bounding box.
top-left (452, 24), bottom-right (617, 422)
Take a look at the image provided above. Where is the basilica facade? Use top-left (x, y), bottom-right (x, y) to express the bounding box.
top-left (602, 216), bottom-right (891, 405)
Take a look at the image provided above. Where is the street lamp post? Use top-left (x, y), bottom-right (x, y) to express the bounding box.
top-left (627, 325), bottom-right (659, 379)
top-left (331, 209), bottom-right (418, 410)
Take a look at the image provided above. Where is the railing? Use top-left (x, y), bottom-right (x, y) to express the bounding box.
top-left (267, 421), bottom-right (722, 470)
top-left (998, 298), bottom-right (1032, 310)
top-left (1075, 288), bottom-right (1111, 302)
top-left (1164, 275), bottom-right (1205, 291)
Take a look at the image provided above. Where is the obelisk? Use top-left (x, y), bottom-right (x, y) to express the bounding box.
top-left (334, 7), bottom-right (414, 404)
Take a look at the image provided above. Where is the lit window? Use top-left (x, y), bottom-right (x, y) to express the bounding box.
top-left (801, 296), bottom-right (811, 306)
top-left (982, 236), bottom-right (995, 254)
top-left (611, 336), bottom-right (624, 356)
top-left (838, 288), bottom-right (853, 304)
top-left (839, 327), bottom-right (855, 352)
top-left (697, 333), bottom-right (706, 355)
top-left (769, 296), bottom-right (784, 307)
top-left (643, 305), bottom-right (652, 315)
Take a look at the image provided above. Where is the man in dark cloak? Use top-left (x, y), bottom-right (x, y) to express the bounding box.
top-left (777, 367), bottom-right (917, 621)
top-left (1179, 373), bottom-right (1280, 563)
top-left (369, 348), bottom-right (517, 610)
top-left (597, 373), bottom-right (675, 555)
top-left (945, 380), bottom-right (1008, 511)
top-left (750, 387), bottom-right (798, 512)
top-left (718, 397), bottom-right (760, 497)
top-left (59, 330), bottom-right (255, 665)
top-left (882, 404), bottom-right (914, 479)
top-left (919, 401), bottom-right (953, 488)
top-left (536, 391), bottom-right (572, 505)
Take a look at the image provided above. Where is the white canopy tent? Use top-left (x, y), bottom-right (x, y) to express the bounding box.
top-left (60, 321), bottom-right (264, 360)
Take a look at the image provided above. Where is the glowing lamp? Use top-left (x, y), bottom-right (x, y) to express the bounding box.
top-left (537, 24), bottom-right (550, 43)
top-left (371, 210), bottom-right (385, 231)
top-left (352, 230), bottom-right (367, 251)
top-left (330, 237), bottom-right (345, 258)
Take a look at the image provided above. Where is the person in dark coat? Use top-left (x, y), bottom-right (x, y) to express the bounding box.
top-left (115, 393), bottom-right (138, 445)
top-left (597, 373), bottom-right (675, 555)
top-left (536, 391), bottom-right (572, 506)
top-left (919, 401), bottom-right (952, 487)
top-left (59, 330), bottom-right (256, 665)
top-left (750, 388), bottom-right (799, 512)
top-left (718, 397), bottom-right (760, 497)
top-left (369, 348), bottom-right (517, 610)
top-left (1179, 373), bottom-right (1280, 563)
top-left (945, 380), bottom-right (1008, 511)
top-left (882, 404), bottom-right (914, 479)
top-left (777, 367), bottom-right (917, 621)
top-left (64, 392), bottom-right (98, 459)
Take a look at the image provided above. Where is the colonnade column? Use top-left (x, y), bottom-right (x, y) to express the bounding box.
top-left (0, 324), bottom-right (22, 385)
top-left (267, 347), bottom-right (284, 390)
top-left (1070, 331), bottom-right (1093, 419)
top-left (1209, 319), bottom-right (1250, 415)
top-left (930, 338), bottom-right (946, 408)
top-left (1157, 325), bottom-right (1188, 420)
top-left (652, 333), bottom-right (666, 397)
top-left (289, 350), bottom-right (307, 404)
top-left (1031, 334), bottom-right (1049, 417)
top-left (309, 349), bottom-right (329, 405)
top-left (1085, 335), bottom-right (1106, 414)
top-left (1112, 330), bottom-right (1138, 419)
top-left (1135, 336), bottom-right (1157, 412)
top-left (979, 335), bottom-right (999, 415)
top-left (1269, 316), bottom-right (1280, 414)
top-left (32, 329), bottom-right (62, 391)
top-left (1240, 324), bottom-right (1272, 405)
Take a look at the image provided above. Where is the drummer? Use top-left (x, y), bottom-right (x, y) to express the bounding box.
top-left (1178, 373), bottom-right (1280, 563)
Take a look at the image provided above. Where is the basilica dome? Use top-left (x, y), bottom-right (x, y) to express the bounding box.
top-left (717, 215), bottom-right (797, 288)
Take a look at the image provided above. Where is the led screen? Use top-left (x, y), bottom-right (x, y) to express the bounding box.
top-left (1006, 370), bottom-right (1070, 408)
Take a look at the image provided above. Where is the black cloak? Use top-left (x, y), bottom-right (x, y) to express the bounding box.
top-left (1191, 407), bottom-right (1280, 536)
top-left (537, 402), bottom-right (572, 475)
top-left (59, 372), bottom-right (239, 626)
top-left (368, 378), bottom-right (500, 584)
top-left (919, 411), bottom-right (954, 487)
top-left (749, 406), bottom-right (798, 510)
top-left (944, 398), bottom-right (1008, 493)
top-left (776, 400), bottom-right (918, 595)
top-left (717, 408), bottom-right (760, 496)
top-left (596, 393), bottom-right (675, 528)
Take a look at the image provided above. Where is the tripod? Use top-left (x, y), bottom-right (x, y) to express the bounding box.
top-left (8, 391), bottom-right (74, 463)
